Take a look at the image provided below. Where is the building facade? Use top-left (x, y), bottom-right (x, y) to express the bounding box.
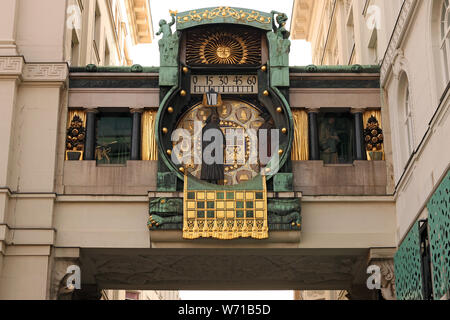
top-left (0, 0), bottom-right (447, 301)
top-left (292, 0), bottom-right (450, 300)
top-left (65, 0), bottom-right (153, 67)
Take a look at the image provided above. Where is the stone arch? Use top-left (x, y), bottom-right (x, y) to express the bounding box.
top-left (396, 70), bottom-right (416, 167)
top-left (429, 0), bottom-right (450, 94)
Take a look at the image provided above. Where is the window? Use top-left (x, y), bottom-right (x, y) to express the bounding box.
top-left (441, 0), bottom-right (450, 83)
top-left (398, 73), bottom-right (415, 165)
top-left (318, 112), bottom-right (355, 164)
top-left (93, 2), bottom-right (101, 63)
top-left (404, 87), bottom-right (415, 156)
top-left (104, 41), bottom-right (110, 66)
top-left (95, 113), bottom-right (132, 165)
top-left (71, 29), bottom-right (80, 66)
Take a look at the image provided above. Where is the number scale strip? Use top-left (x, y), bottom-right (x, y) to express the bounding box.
top-left (191, 75), bottom-right (258, 95)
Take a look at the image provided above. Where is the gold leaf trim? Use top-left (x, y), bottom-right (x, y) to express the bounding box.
top-left (177, 7), bottom-right (271, 25)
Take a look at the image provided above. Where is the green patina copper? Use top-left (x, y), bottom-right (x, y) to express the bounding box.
top-left (157, 172), bottom-right (178, 192)
top-left (175, 7), bottom-right (272, 31)
top-left (157, 12), bottom-right (180, 86)
top-left (188, 174), bottom-right (264, 191)
top-left (289, 65), bottom-right (380, 74)
top-left (267, 11), bottom-right (291, 87)
top-left (69, 65), bottom-right (159, 73)
top-left (148, 197), bottom-right (301, 231)
top-left (273, 173), bottom-right (293, 192)
top-left (427, 170), bottom-right (450, 300)
top-left (394, 222), bottom-right (424, 300)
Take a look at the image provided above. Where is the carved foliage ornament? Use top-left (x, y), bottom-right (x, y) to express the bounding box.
top-left (364, 115), bottom-right (384, 151)
top-left (177, 7), bottom-right (271, 25)
top-left (66, 115), bottom-right (86, 151)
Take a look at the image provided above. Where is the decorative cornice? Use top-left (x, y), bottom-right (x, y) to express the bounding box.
top-left (0, 56), bottom-right (24, 76)
top-left (22, 63), bottom-right (68, 82)
top-left (380, 0), bottom-right (418, 86)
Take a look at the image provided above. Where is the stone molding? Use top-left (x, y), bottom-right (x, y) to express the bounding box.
top-left (380, 0), bottom-right (418, 86)
top-left (0, 56), bottom-right (24, 75)
top-left (0, 57), bottom-right (68, 82)
top-left (23, 63), bottom-right (68, 82)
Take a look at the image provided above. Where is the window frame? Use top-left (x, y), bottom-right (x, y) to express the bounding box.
top-left (440, 0), bottom-right (450, 84)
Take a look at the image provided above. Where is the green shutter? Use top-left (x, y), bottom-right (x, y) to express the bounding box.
top-left (394, 222), bottom-right (424, 300)
top-left (427, 170), bottom-right (450, 300)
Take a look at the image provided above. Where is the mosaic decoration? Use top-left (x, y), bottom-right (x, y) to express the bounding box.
top-left (65, 114), bottom-right (86, 160)
top-left (186, 27), bottom-right (261, 65)
top-left (364, 115), bottom-right (384, 152)
top-left (174, 99), bottom-right (265, 185)
top-left (394, 222), bottom-right (424, 300)
top-left (177, 7), bottom-right (271, 26)
top-left (427, 170), bottom-right (450, 300)
top-left (183, 175), bottom-right (268, 240)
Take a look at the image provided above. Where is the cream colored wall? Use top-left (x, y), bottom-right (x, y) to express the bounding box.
top-left (382, 0), bottom-right (450, 241)
top-left (293, 0), bottom-right (403, 65)
top-left (51, 197), bottom-right (395, 249)
top-left (65, 0), bottom-right (124, 66)
top-left (54, 200), bottom-right (150, 248)
top-left (16, 0), bottom-right (67, 62)
top-left (64, 0), bottom-right (152, 66)
top-left (0, 251), bottom-right (50, 299)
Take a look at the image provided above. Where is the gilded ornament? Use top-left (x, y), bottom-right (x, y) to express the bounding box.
top-left (177, 7), bottom-right (271, 25)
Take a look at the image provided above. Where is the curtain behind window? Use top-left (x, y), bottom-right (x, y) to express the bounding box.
top-left (96, 115), bottom-right (132, 164)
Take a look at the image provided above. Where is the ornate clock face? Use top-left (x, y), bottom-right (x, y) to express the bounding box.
top-left (174, 99), bottom-right (266, 185)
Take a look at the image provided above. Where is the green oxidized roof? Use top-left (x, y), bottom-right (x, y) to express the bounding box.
top-left (69, 65), bottom-right (159, 73)
top-left (69, 64), bottom-right (380, 74)
top-left (175, 7), bottom-right (273, 31)
top-left (290, 65), bottom-right (380, 74)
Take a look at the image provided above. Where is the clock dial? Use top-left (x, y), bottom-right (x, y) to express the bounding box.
top-left (174, 99), bottom-right (267, 185)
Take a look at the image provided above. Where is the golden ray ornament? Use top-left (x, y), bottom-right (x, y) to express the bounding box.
top-left (186, 27), bottom-right (261, 65)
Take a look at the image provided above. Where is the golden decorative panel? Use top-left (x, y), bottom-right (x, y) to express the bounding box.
top-left (177, 7), bottom-right (271, 25)
top-left (183, 175), bottom-right (268, 240)
top-left (186, 27), bottom-right (261, 65)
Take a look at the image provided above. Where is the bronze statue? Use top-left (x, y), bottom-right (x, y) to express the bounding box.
top-left (319, 117), bottom-right (340, 164)
top-left (200, 110), bottom-right (225, 184)
top-left (271, 11), bottom-right (290, 40)
top-left (156, 11), bottom-right (176, 39)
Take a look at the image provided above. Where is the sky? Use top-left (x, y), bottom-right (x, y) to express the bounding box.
top-left (135, 0), bottom-right (307, 301)
top-left (130, 0), bottom-right (312, 66)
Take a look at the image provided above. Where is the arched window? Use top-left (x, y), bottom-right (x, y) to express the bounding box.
top-left (404, 87), bottom-right (415, 156)
top-left (440, 0), bottom-right (450, 83)
top-left (398, 73), bottom-right (415, 166)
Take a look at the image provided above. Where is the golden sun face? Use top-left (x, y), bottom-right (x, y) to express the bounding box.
top-left (216, 46), bottom-right (231, 59)
top-left (200, 32), bottom-right (247, 64)
top-left (186, 27), bottom-right (261, 65)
